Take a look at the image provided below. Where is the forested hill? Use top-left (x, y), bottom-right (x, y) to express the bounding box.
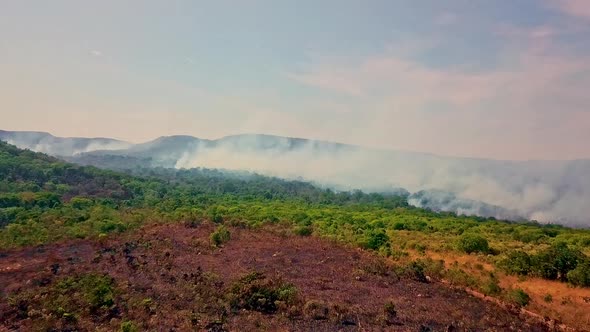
top-left (0, 140), bottom-right (133, 201)
top-left (0, 140), bottom-right (411, 246)
top-left (0, 140), bottom-right (409, 208)
top-left (6, 130), bottom-right (590, 225)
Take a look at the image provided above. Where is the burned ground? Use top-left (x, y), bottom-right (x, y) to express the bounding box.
top-left (1, 222), bottom-right (552, 331)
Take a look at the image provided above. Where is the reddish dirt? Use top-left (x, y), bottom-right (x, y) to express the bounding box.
top-left (1, 223), bottom-right (553, 331)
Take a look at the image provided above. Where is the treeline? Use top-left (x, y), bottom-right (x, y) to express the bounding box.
top-left (499, 243), bottom-right (590, 286)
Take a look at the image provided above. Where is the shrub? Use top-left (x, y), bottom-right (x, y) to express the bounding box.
top-left (543, 294), bottom-right (553, 303)
top-left (498, 251), bottom-right (532, 276)
top-left (415, 243), bottom-right (427, 254)
top-left (398, 260), bottom-right (427, 282)
top-left (207, 208), bottom-right (224, 224)
top-left (383, 301), bottom-right (397, 317)
top-left (120, 321), bottom-right (138, 332)
top-left (210, 225), bottom-right (231, 247)
top-left (506, 288), bottom-right (530, 307)
top-left (361, 258), bottom-right (391, 277)
top-left (294, 225), bottom-right (313, 236)
top-left (381, 300), bottom-right (398, 325)
top-left (393, 222), bottom-right (406, 230)
top-left (99, 219), bottom-right (127, 234)
top-left (55, 274), bottom-right (116, 311)
top-left (303, 300), bottom-right (329, 320)
top-left (567, 262), bottom-right (590, 287)
top-left (457, 234), bottom-right (489, 254)
top-left (364, 230), bottom-right (390, 250)
top-left (227, 271), bottom-right (298, 314)
top-left (481, 273), bottom-right (502, 296)
top-left (532, 258), bottom-right (558, 280)
top-left (414, 258), bottom-right (445, 280)
top-left (446, 267), bottom-right (478, 288)
top-left (532, 242), bottom-right (583, 281)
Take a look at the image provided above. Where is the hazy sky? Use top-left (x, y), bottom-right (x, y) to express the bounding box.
top-left (2, 0), bottom-right (590, 160)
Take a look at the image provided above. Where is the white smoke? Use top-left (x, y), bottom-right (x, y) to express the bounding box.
top-left (174, 136), bottom-right (590, 226)
top-left (2, 132), bottom-right (132, 157)
top-left (4, 130), bottom-right (590, 226)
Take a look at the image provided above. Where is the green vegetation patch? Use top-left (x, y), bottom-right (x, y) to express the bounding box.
top-left (457, 233), bottom-right (489, 254)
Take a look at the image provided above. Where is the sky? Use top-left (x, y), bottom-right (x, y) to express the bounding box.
top-left (1, 0), bottom-right (590, 160)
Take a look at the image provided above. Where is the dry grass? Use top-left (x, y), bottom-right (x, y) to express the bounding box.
top-left (403, 248), bottom-right (590, 330)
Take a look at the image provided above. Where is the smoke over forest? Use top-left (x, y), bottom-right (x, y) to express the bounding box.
top-left (173, 135), bottom-right (590, 226)
top-left (2, 130), bottom-right (589, 226)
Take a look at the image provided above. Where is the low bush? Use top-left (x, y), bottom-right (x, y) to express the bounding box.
top-left (481, 273), bottom-right (502, 296)
top-left (120, 321), bottom-right (139, 332)
top-left (498, 251), bottom-right (532, 276)
top-left (457, 234), bottom-right (489, 254)
top-left (567, 262), bottom-right (590, 287)
top-left (397, 260), bottom-right (427, 282)
top-left (361, 258), bottom-right (391, 277)
top-left (381, 300), bottom-right (398, 325)
top-left (363, 230), bottom-right (390, 251)
top-left (56, 274), bottom-right (116, 311)
top-left (506, 288), bottom-right (530, 307)
top-left (294, 225), bottom-right (313, 236)
top-left (416, 258), bottom-right (445, 280)
top-left (210, 225), bottom-right (231, 247)
top-left (227, 271), bottom-right (298, 314)
top-left (303, 300), bottom-right (329, 320)
top-left (445, 267), bottom-right (478, 288)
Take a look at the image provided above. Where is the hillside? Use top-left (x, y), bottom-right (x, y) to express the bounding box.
top-left (3, 130), bottom-right (590, 226)
top-left (1, 223), bottom-right (549, 331)
top-left (1, 141), bottom-right (590, 330)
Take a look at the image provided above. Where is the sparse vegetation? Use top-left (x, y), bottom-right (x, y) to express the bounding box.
top-left (303, 300), bottom-right (329, 320)
top-left (481, 273), bottom-right (502, 296)
top-left (506, 288), bottom-right (531, 308)
top-left (120, 321), bottom-right (139, 332)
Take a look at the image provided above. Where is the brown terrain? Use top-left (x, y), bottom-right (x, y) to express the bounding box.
top-left (0, 222), bottom-right (559, 331)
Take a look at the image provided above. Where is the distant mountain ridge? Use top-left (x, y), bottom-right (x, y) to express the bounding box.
top-left (0, 131), bottom-right (354, 158)
top-left (0, 130), bottom-right (131, 157)
top-left (2, 129), bottom-right (589, 226)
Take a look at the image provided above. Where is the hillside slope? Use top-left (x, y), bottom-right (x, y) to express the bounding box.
top-left (3, 130), bottom-right (590, 225)
top-left (0, 223), bottom-right (551, 331)
top-left (1, 140), bottom-right (590, 330)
